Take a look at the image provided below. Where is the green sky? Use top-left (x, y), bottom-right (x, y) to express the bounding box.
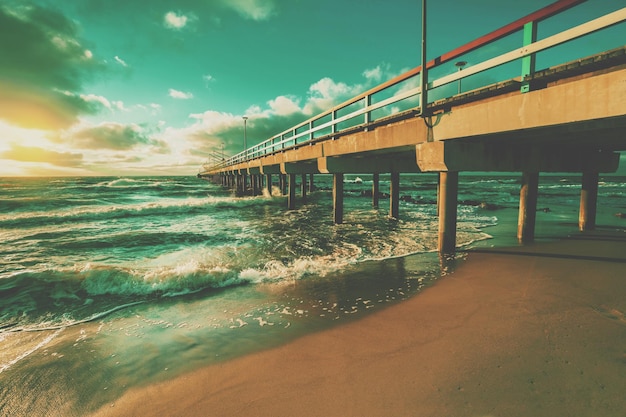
top-left (0, 0), bottom-right (623, 176)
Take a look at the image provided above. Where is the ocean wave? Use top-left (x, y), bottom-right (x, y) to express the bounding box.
top-left (0, 222), bottom-right (447, 331)
top-left (0, 194), bottom-right (280, 229)
top-left (0, 259), bottom-right (250, 332)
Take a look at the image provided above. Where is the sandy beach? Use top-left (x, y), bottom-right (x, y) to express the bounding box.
top-left (90, 228), bottom-right (626, 417)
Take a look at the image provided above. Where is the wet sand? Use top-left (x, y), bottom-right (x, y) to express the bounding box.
top-left (92, 230), bottom-right (626, 417)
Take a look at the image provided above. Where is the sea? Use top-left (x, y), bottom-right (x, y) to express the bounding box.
top-left (1, 174), bottom-right (624, 416)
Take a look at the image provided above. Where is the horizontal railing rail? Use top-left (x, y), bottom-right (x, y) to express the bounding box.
top-left (200, 1), bottom-right (625, 175)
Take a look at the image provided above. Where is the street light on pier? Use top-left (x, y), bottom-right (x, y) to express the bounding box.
top-left (455, 61), bottom-right (467, 94)
top-left (242, 116), bottom-right (248, 158)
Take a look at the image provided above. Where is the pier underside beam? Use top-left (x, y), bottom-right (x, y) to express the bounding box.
top-left (280, 162), bottom-right (319, 174)
top-left (260, 164), bottom-right (281, 174)
top-left (318, 156), bottom-right (421, 174)
top-left (417, 141), bottom-right (620, 173)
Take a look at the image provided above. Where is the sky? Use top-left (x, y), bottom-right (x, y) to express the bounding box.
top-left (0, 0), bottom-right (623, 176)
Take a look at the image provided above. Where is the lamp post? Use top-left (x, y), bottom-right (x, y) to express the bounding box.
top-left (242, 116), bottom-right (248, 158)
top-left (455, 61), bottom-right (467, 94)
top-left (420, 0), bottom-right (427, 114)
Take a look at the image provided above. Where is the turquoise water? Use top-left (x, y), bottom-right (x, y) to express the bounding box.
top-left (0, 174), bottom-right (624, 416)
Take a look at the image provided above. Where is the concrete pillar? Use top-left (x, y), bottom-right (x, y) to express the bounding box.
top-left (301, 174), bottom-right (307, 200)
top-left (517, 172), bottom-right (539, 243)
top-left (438, 171), bottom-right (458, 254)
top-left (372, 173), bottom-right (380, 209)
top-left (236, 174), bottom-right (244, 195)
top-left (280, 174), bottom-right (287, 195)
top-left (252, 174), bottom-right (259, 196)
top-left (579, 171), bottom-right (599, 231)
top-left (309, 174), bottom-right (315, 193)
top-left (390, 172), bottom-right (400, 219)
top-left (265, 174), bottom-right (272, 196)
top-left (333, 173), bottom-right (344, 224)
top-left (288, 174), bottom-right (296, 210)
top-left (243, 174), bottom-right (248, 195)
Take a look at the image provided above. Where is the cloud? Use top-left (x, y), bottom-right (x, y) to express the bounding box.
top-left (1, 143), bottom-right (83, 167)
top-left (80, 93), bottom-right (111, 110)
top-left (267, 95), bottom-right (301, 116)
top-left (202, 74), bottom-right (215, 87)
top-left (169, 88), bottom-right (194, 99)
top-left (219, 0), bottom-right (276, 21)
top-left (54, 122), bottom-right (169, 152)
top-left (114, 55), bottom-right (128, 67)
top-left (180, 66), bottom-right (401, 161)
top-left (0, 3), bottom-right (104, 130)
top-left (164, 11), bottom-right (195, 30)
top-left (363, 65), bottom-right (384, 82)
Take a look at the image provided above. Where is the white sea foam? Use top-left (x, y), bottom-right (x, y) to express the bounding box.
top-left (0, 328), bottom-right (63, 374)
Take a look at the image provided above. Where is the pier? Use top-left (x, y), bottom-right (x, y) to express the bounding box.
top-left (199, 1), bottom-right (626, 254)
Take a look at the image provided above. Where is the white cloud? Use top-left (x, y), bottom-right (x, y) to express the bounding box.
top-left (202, 74), bottom-right (215, 87)
top-left (267, 95), bottom-right (300, 116)
top-left (188, 110), bottom-right (241, 131)
top-left (77, 95), bottom-right (129, 112)
top-left (363, 66), bottom-right (383, 82)
top-left (80, 94), bottom-right (111, 109)
top-left (303, 77), bottom-right (362, 115)
top-left (164, 11), bottom-right (193, 30)
top-left (168, 89), bottom-right (194, 100)
top-left (114, 55), bottom-right (128, 67)
top-left (221, 0), bottom-right (276, 21)
top-left (112, 100), bottom-right (127, 111)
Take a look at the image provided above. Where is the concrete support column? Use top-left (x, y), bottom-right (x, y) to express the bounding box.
top-left (243, 174), bottom-right (249, 195)
top-left (438, 171), bottom-right (458, 254)
top-left (390, 172), bottom-right (400, 219)
top-left (301, 174), bottom-right (307, 200)
top-left (252, 174), bottom-right (259, 196)
top-left (309, 174), bottom-right (315, 193)
top-left (517, 172), bottom-right (539, 243)
top-left (579, 171), bottom-right (599, 231)
top-left (265, 174), bottom-right (272, 196)
top-left (372, 173), bottom-right (380, 209)
top-left (333, 173), bottom-right (344, 224)
top-left (236, 174), bottom-right (243, 195)
top-left (288, 174), bottom-right (296, 210)
top-left (280, 174), bottom-right (287, 196)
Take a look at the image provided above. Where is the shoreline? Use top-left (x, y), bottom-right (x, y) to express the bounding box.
top-left (91, 228), bottom-right (626, 417)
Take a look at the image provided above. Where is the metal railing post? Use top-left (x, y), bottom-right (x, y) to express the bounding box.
top-left (521, 21), bottom-right (538, 93)
top-left (364, 95), bottom-right (372, 131)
